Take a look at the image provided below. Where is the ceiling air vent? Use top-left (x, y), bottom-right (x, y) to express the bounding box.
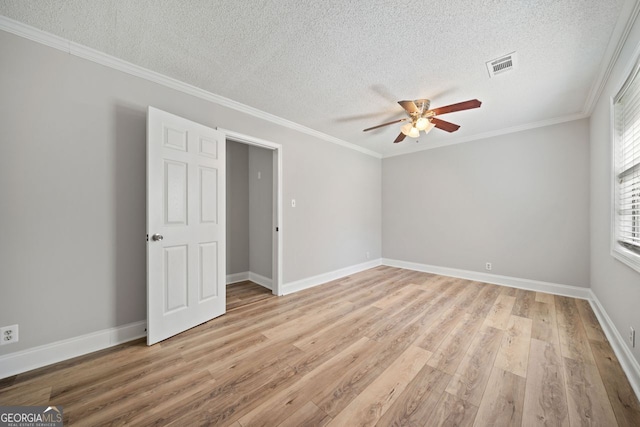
top-left (486, 52), bottom-right (517, 78)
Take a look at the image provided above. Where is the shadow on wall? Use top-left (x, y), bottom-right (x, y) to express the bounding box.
top-left (113, 103), bottom-right (147, 325)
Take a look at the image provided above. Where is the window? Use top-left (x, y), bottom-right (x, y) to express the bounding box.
top-left (612, 51), bottom-right (640, 272)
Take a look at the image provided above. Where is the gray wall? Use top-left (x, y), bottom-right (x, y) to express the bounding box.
top-left (0, 31), bottom-right (382, 355)
top-left (226, 141), bottom-right (250, 275)
top-left (249, 146), bottom-right (273, 279)
top-left (225, 141), bottom-right (274, 280)
top-left (590, 15), bottom-right (640, 364)
top-left (382, 120), bottom-right (591, 287)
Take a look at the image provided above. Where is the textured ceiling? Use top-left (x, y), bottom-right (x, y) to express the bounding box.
top-left (0, 0), bottom-right (631, 156)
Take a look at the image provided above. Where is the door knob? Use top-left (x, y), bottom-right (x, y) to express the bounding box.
top-left (151, 234), bottom-right (164, 241)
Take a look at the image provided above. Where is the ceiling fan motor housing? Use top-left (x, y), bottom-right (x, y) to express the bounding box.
top-left (414, 99), bottom-right (431, 116)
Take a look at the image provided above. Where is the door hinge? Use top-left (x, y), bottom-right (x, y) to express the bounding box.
top-left (276, 227), bottom-right (279, 232)
top-left (146, 234), bottom-right (149, 242)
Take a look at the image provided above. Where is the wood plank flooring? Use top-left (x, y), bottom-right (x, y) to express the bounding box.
top-left (226, 280), bottom-right (274, 312)
top-left (1, 266), bottom-right (639, 426)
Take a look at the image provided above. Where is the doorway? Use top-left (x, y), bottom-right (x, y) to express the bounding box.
top-left (220, 129), bottom-right (282, 300)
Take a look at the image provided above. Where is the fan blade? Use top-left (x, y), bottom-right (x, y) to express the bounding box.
top-left (429, 99), bottom-right (481, 116)
top-left (394, 132), bottom-right (407, 143)
top-left (398, 100), bottom-right (419, 114)
top-left (363, 118), bottom-right (407, 132)
top-left (431, 117), bottom-right (460, 132)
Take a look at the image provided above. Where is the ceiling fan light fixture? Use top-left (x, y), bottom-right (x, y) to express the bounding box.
top-left (415, 117), bottom-right (430, 131)
top-left (423, 121), bottom-right (436, 134)
top-left (401, 123), bottom-right (420, 137)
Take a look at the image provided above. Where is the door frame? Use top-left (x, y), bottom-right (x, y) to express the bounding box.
top-left (219, 128), bottom-right (283, 296)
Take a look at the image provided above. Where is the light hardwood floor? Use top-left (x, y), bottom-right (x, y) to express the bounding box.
top-left (226, 281), bottom-right (274, 312)
top-left (1, 266), bottom-right (639, 426)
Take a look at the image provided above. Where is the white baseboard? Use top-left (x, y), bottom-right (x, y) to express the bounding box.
top-left (382, 257), bottom-right (640, 402)
top-left (3, 260), bottom-right (638, 404)
top-left (0, 260), bottom-right (380, 379)
top-left (226, 271), bottom-right (272, 290)
top-left (1, 270), bottom-right (272, 379)
top-left (382, 258), bottom-right (592, 299)
top-left (248, 272), bottom-right (273, 290)
top-left (226, 271), bottom-right (250, 285)
top-left (0, 320), bottom-right (147, 380)
top-left (588, 291), bottom-right (640, 400)
top-left (281, 259), bottom-right (382, 295)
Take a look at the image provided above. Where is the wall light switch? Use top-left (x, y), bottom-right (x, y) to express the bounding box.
top-left (291, 199), bottom-right (296, 208)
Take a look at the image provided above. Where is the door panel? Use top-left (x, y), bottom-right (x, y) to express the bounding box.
top-left (199, 167), bottom-right (218, 223)
top-left (147, 106), bottom-right (226, 345)
top-left (199, 136), bottom-right (218, 158)
top-left (165, 160), bottom-right (188, 225)
top-left (199, 242), bottom-right (218, 300)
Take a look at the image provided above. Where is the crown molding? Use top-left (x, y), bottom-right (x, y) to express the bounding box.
top-left (583, 0), bottom-right (640, 115)
top-left (0, 14), bottom-right (70, 52)
top-left (0, 16), bottom-right (382, 159)
top-left (2, 3), bottom-right (636, 162)
top-left (382, 0), bottom-right (639, 159)
top-left (381, 112), bottom-right (587, 159)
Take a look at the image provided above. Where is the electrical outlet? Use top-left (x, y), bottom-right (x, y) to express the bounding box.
top-left (630, 327), bottom-right (636, 348)
top-left (0, 324), bottom-right (19, 345)
top-left (366, 251), bottom-right (370, 259)
top-left (485, 262), bottom-right (492, 271)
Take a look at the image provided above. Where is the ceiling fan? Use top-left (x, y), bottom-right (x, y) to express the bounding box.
top-left (363, 98), bottom-right (482, 143)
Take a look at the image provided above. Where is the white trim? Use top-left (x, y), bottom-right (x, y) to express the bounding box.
top-left (4, 13), bottom-right (637, 162)
top-left (380, 258), bottom-right (640, 401)
top-left (1, 264), bottom-right (638, 402)
top-left (0, 321), bottom-right (146, 380)
top-left (0, 14), bottom-right (70, 52)
top-left (249, 272), bottom-right (273, 290)
top-left (611, 247), bottom-right (640, 273)
top-left (381, 258), bottom-right (592, 299)
top-left (221, 129), bottom-right (280, 151)
top-left (274, 143), bottom-right (284, 295)
top-left (609, 39), bottom-right (640, 274)
top-left (583, 0), bottom-right (640, 115)
top-left (281, 259), bottom-right (382, 295)
top-left (226, 271), bottom-right (273, 290)
top-left (226, 271), bottom-right (250, 285)
top-left (588, 291), bottom-right (640, 401)
top-left (381, 113), bottom-right (587, 158)
top-left (4, 14), bottom-right (638, 161)
top-left (0, 16), bottom-right (381, 160)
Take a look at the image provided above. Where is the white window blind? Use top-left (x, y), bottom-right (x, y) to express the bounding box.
top-left (614, 60), bottom-right (640, 260)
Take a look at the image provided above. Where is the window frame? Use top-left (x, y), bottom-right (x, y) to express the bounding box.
top-left (610, 43), bottom-right (640, 274)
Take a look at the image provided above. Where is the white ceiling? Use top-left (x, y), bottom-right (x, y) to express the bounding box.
top-left (0, 0), bottom-right (633, 156)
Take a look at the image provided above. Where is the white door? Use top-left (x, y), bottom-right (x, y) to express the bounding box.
top-left (147, 107), bottom-right (226, 345)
